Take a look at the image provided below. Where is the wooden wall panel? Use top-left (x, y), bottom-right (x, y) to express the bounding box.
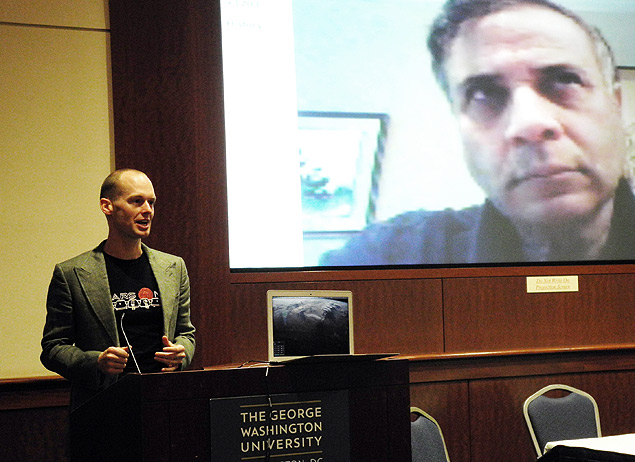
top-left (1, 406), bottom-right (69, 461)
top-left (230, 279), bottom-right (444, 363)
top-left (444, 274), bottom-right (635, 353)
top-left (4, 354), bottom-right (635, 461)
top-left (109, 0), bottom-right (231, 367)
top-left (410, 381), bottom-right (470, 462)
top-left (469, 371), bottom-right (635, 461)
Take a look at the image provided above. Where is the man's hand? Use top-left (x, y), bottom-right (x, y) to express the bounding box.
top-left (97, 346), bottom-right (129, 375)
top-left (154, 335), bottom-right (186, 372)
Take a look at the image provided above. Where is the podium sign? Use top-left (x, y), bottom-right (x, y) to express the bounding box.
top-left (210, 390), bottom-right (350, 462)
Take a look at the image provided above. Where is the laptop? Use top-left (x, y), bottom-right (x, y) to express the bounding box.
top-left (266, 289), bottom-right (396, 364)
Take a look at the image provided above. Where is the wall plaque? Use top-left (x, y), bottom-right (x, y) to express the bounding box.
top-left (526, 275), bottom-right (579, 293)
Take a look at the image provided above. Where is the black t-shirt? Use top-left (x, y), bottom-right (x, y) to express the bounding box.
top-left (104, 251), bottom-right (164, 373)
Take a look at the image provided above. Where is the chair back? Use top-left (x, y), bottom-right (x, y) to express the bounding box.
top-left (411, 407), bottom-right (450, 462)
top-left (523, 384), bottom-right (601, 456)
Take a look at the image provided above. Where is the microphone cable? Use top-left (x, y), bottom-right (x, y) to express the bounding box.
top-left (264, 364), bottom-right (272, 462)
top-left (120, 312), bottom-right (142, 374)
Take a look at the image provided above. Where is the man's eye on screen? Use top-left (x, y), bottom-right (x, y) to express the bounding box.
top-left (463, 84), bottom-right (509, 123)
top-left (540, 68), bottom-right (585, 105)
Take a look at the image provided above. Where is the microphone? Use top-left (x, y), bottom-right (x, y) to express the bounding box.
top-left (120, 312), bottom-right (142, 374)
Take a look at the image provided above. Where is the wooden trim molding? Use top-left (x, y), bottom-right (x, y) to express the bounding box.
top-left (5, 344), bottom-right (635, 411)
top-left (0, 375), bottom-right (69, 410)
top-left (229, 263), bottom-right (635, 284)
top-left (407, 344), bottom-right (635, 383)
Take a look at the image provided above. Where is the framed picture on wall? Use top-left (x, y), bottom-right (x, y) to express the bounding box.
top-left (298, 111), bottom-right (389, 233)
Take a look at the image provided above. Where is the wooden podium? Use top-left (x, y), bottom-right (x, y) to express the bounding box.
top-left (70, 358), bottom-right (411, 462)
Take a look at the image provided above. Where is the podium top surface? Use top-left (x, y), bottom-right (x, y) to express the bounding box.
top-left (72, 357), bottom-right (409, 413)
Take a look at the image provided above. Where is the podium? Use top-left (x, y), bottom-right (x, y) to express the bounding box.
top-left (70, 358), bottom-right (411, 462)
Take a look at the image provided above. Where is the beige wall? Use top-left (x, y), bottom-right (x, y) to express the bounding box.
top-left (0, 1), bottom-right (112, 378)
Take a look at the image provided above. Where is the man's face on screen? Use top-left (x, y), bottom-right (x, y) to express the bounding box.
top-left (444, 5), bottom-right (626, 227)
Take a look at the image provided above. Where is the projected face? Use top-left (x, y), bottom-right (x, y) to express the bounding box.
top-left (445, 5), bottom-right (626, 227)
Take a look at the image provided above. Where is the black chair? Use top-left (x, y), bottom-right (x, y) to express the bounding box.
top-left (411, 407), bottom-right (450, 462)
top-left (523, 384), bottom-right (602, 456)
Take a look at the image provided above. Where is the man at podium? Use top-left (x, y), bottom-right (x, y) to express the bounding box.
top-left (41, 168), bottom-right (196, 410)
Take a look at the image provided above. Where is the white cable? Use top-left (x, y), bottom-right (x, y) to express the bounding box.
top-left (120, 312), bottom-right (142, 374)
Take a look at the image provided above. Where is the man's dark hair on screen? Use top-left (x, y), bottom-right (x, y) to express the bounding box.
top-left (427, 0), bottom-right (619, 97)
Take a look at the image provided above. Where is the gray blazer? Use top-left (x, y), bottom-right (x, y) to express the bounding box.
top-left (41, 241), bottom-right (196, 410)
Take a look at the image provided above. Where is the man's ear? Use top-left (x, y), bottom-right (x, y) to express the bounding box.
top-left (100, 198), bottom-right (113, 216)
top-left (614, 82), bottom-right (623, 108)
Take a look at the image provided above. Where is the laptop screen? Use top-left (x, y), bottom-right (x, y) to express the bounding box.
top-left (267, 289), bottom-right (354, 362)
